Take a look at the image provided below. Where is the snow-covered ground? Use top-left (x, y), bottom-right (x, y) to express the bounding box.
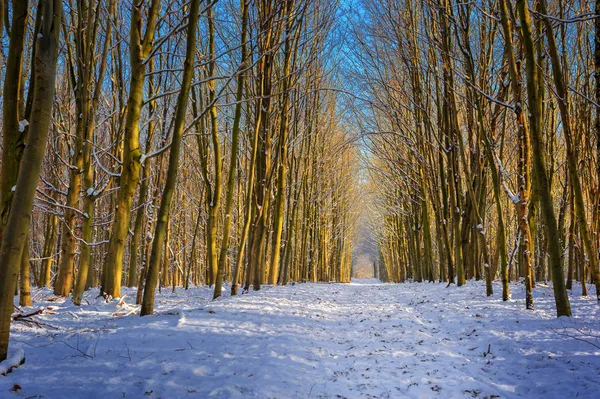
top-left (2, 280), bottom-right (599, 399)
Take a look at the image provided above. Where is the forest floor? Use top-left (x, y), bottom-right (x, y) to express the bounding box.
top-left (1, 279), bottom-right (599, 399)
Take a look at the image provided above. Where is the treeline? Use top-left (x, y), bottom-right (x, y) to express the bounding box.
top-left (0, 0), bottom-right (359, 360)
top-left (350, 0), bottom-right (600, 316)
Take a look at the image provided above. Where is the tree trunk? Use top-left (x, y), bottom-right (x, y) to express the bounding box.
top-left (102, 0), bottom-right (161, 299)
top-left (516, 0), bottom-right (571, 316)
top-left (19, 239), bottom-right (32, 307)
top-left (140, 0), bottom-right (201, 316)
top-left (0, 0), bottom-right (61, 361)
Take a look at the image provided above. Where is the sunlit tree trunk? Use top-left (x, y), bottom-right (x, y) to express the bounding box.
top-left (141, 0), bottom-right (201, 316)
top-left (269, 0), bottom-right (298, 285)
top-left (102, 0), bottom-right (161, 299)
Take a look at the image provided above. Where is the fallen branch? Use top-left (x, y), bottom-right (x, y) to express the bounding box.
top-left (12, 308), bottom-right (45, 321)
top-left (11, 308), bottom-right (57, 329)
top-left (117, 294), bottom-right (128, 307)
top-left (552, 323), bottom-right (600, 350)
top-left (112, 308), bottom-right (138, 318)
top-left (0, 349), bottom-right (25, 376)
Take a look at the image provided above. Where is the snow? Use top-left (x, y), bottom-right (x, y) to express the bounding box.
top-left (2, 280), bottom-right (599, 398)
top-left (18, 120), bottom-right (28, 133)
top-left (0, 349), bottom-right (24, 376)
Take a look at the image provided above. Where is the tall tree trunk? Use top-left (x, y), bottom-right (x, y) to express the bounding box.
top-left (140, 0), bottom-right (201, 316)
top-left (499, 0), bottom-right (533, 308)
top-left (73, 0), bottom-right (114, 305)
top-left (205, 7), bottom-right (222, 288)
top-left (102, 0), bottom-right (161, 299)
top-left (269, 0), bottom-right (298, 285)
top-left (0, 0), bottom-right (61, 361)
top-left (0, 1), bottom-right (28, 242)
top-left (516, 0), bottom-right (571, 316)
top-left (215, 0), bottom-right (249, 299)
top-left (537, 0), bottom-right (600, 303)
top-left (595, 0), bottom-right (600, 275)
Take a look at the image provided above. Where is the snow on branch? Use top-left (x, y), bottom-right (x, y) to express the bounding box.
top-left (494, 153), bottom-right (520, 204)
top-left (140, 141), bottom-right (172, 164)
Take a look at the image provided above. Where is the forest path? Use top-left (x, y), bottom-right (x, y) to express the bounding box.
top-left (2, 280), bottom-right (599, 398)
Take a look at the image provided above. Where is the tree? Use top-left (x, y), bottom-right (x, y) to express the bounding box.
top-left (0, 0), bottom-right (61, 361)
top-left (516, 0), bottom-right (570, 316)
top-left (141, 0), bottom-right (202, 316)
top-left (102, 0), bottom-right (161, 299)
